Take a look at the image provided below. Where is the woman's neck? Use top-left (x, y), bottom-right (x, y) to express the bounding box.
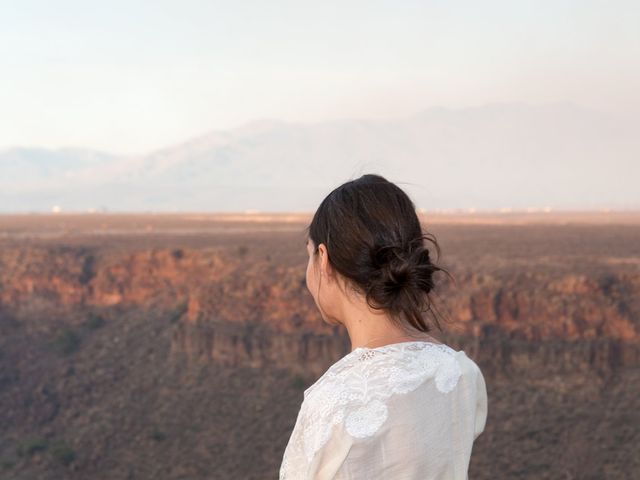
top-left (343, 310), bottom-right (440, 351)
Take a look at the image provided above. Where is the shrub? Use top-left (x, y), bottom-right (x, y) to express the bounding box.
top-left (150, 429), bottom-right (166, 442)
top-left (50, 441), bottom-right (75, 467)
top-left (79, 254), bottom-right (96, 285)
top-left (52, 328), bottom-right (81, 355)
top-left (85, 313), bottom-right (105, 330)
top-left (17, 436), bottom-right (47, 457)
top-left (169, 301), bottom-right (189, 324)
top-left (291, 374), bottom-right (307, 390)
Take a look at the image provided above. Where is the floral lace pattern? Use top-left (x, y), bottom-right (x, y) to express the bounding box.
top-left (279, 341), bottom-right (463, 479)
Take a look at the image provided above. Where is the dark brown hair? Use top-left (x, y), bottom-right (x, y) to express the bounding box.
top-left (305, 173), bottom-right (454, 333)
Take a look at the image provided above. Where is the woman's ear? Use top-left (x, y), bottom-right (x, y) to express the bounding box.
top-left (318, 243), bottom-right (330, 278)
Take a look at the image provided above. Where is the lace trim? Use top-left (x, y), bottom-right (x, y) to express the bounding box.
top-left (299, 341), bottom-right (462, 461)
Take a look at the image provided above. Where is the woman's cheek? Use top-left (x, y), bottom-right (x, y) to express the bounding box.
top-left (305, 261), bottom-right (312, 293)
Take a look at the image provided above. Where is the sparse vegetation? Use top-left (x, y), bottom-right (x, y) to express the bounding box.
top-left (16, 436), bottom-right (48, 457)
top-left (52, 328), bottom-right (81, 355)
top-left (79, 254), bottom-right (96, 285)
top-left (237, 245), bottom-right (249, 257)
top-left (50, 441), bottom-right (75, 467)
top-left (291, 374), bottom-right (306, 389)
top-left (169, 301), bottom-right (189, 324)
top-left (85, 313), bottom-right (105, 330)
top-left (150, 429), bottom-right (166, 442)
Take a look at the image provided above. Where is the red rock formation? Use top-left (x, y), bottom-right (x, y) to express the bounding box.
top-left (0, 243), bottom-right (638, 375)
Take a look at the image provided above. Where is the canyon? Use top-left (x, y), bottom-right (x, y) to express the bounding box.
top-left (0, 211), bottom-right (638, 479)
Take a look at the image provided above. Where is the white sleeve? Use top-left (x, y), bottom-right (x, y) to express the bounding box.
top-left (305, 420), bottom-right (354, 480)
top-left (473, 362), bottom-right (488, 440)
top-left (279, 397), bottom-right (354, 480)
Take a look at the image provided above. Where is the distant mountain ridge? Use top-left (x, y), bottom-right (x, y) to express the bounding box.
top-left (1, 102), bottom-right (638, 212)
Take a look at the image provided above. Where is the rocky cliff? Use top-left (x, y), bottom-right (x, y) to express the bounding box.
top-left (0, 239), bottom-right (638, 377)
top-left (1, 214), bottom-right (640, 480)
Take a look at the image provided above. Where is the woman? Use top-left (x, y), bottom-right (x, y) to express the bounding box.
top-left (279, 174), bottom-right (488, 479)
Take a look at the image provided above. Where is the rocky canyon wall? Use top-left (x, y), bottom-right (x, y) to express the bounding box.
top-left (1, 243), bottom-right (638, 379)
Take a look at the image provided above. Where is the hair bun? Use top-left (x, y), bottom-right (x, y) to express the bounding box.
top-left (370, 243), bottom-right (414, 290)
top-left (368, 240), bottom-right (437, 303)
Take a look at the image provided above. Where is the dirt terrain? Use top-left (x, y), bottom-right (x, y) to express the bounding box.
top-left (0, 211), bottom-right (639, 479)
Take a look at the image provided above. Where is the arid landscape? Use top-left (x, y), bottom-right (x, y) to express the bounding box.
top-left (0, 211), bottom-right (639, 479)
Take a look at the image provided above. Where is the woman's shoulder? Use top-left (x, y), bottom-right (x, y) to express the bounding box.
top-left (304, 340), bottom-right (471, 400)
top-left (295, 340), bottom-right (485, 461)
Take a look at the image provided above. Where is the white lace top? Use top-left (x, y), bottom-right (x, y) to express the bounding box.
top-left (279, 341), bottom-right (488, 480)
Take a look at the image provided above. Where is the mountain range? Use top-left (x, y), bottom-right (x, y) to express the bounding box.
top-left (1, 102), bottom-right (638, 213)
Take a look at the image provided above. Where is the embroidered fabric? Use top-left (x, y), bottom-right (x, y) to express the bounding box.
top-left (279, 341), bottom-right (464, 480)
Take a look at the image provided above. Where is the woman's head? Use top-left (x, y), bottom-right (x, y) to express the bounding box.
top-left (304, 173), bottom-right (453, 334)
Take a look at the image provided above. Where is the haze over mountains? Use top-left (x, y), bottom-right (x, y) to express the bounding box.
top-left (1, 102), bottom-right (638, 213)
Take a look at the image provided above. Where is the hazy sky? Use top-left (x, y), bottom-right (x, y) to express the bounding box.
top-left (1, 0), bottom-right (638, 155)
